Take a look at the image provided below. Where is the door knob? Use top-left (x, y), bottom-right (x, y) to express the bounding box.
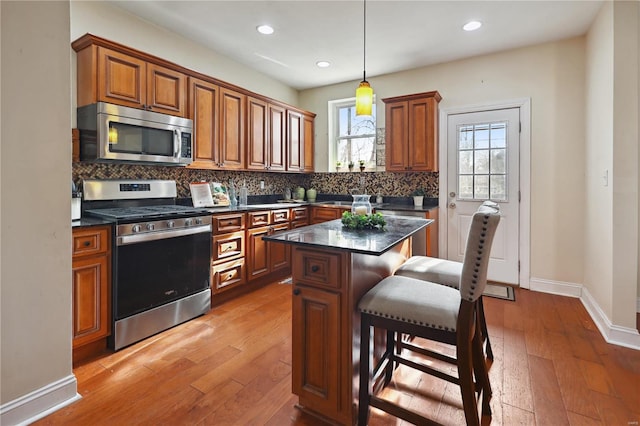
top-left (449, 202), bottom-right (456, 209)
top-left (449, 191), bottom-right (456, 198)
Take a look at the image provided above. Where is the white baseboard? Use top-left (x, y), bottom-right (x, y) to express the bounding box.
top-left (0, 374), bottom-right (80, 426)
top-left (530, 277), bottom-right (640, 350)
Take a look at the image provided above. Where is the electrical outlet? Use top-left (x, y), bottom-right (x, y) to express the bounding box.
top-left (260, 180), bottom-right (265, 189)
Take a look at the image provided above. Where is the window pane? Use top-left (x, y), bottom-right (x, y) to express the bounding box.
top-left (337, 139), bottom-right (349, 164)
top-left (474, 125), bottom-right (490, 149)
top-left (459, 150), bottom-right (473, 174)
top-left (459, 175), bottom-right (473, 199)
top-left (474, 149), bottom-right (489, 174)
top-left (351, 136), bottom-right (375, 164)
top-left (490, 148), bottom-right (506, 173)
top-left (338, 107), bottom-right (351, 137)
top-left (459, 126), bottom-right (474, 149)
top-left (350, 107), bottom-right (376, 136)
top-left (474, 175), bottom-right (489, 199)
top-left (490, 175), bottom-right (507, 200)
top-left (490, 123), bottom-right (506, 148)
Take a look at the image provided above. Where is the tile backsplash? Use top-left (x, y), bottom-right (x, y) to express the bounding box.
top-left (73, 163), bottom-right (438, 200)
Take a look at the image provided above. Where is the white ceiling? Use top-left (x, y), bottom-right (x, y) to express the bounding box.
top-left (111, 0), bottom-right (603, 90)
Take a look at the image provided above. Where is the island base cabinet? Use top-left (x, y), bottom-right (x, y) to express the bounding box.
top-left (292, 285), bottom-right (342, 418)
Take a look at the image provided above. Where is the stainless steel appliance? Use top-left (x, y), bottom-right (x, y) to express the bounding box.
top-left (77, 102), bottom-right (193, 166)
top-left (83, 179), bottom-right (211, 350)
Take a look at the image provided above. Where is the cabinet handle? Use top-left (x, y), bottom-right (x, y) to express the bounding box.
top-left (293, 288), bottom-right (301, 295)
top-left (311, 265), bottom-right (319, 272)
top-left (83, 241), bottom-right (91, 247)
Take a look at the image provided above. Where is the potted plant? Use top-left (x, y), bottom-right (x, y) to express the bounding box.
top-left (348, 161), bottom-right (354, 171)
top-left (411, 188), bottom-right (426, 207)
top-left (359, 160), bottom-right (366, 172)
top-left (336, 161), bottom-right (342, 172)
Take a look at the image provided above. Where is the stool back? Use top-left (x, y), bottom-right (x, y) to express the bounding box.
top-left (459, 204), bottom-right (501, 302)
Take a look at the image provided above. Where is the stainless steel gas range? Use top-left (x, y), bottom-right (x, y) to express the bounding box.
top-left (83, 179), bottom-right (212, 351)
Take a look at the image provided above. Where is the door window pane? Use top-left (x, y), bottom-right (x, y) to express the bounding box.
top-left (456, 121), bottom-right (508, 201)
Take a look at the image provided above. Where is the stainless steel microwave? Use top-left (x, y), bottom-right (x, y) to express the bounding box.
top-left (77, 102), bottom-right (193, 166)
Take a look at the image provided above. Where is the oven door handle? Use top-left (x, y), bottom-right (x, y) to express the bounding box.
top-left (117, 224), bottom-right (212, 246)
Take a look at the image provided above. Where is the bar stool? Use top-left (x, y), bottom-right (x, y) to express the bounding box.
top-left (394, 200), bottom-right (500, 361)
top-left (358, 204), bottom-right (500, 425)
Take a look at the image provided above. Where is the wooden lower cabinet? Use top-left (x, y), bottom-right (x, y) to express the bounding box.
top-left (290, 243), bottom-right (410, 424)
top-left (310, 206), bottom-right (349, 224)
top-left (425, 208), bottom-right (439, 257)
top-left (246, 222), bottom-right (290, 281)
top-left (292, 285), bottom-right (341, 414)
top-left (211, 212), bottom-right (246, 296)
top-left (72, 226), bottom-right (111, 351)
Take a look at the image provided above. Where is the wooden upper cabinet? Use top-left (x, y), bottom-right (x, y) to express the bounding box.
top-left (188, 77), bottom-right (220, 169)
top-left (97, 47), bottom-right (146, 108)
top-left (219, 87), bottom-right (246, 170)
top-left (287, 109), bottom-right (304, 172)
top-left (383, 91), bottom-right (441, 172)
top-left (146, 63), bottom-right (187, 116)
top-left (82, 46), bottom-right (187, 117)
top-left (247, 98), bottom-right (285, 172)
top-left (303, 113), bottom-right (315, 173)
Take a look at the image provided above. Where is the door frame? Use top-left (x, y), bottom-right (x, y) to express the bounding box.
top-left (438, 98), bottom-right (531, 289)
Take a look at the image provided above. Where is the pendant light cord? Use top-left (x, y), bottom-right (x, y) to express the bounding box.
top-left (363, 0), bottom-right (367, 82)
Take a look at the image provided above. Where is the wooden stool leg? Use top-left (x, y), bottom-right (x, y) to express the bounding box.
top-left (358, 314), bottom-right (372, 426)
top-left (458, 337), bottom-right (480, 426)
top-left (472, 329), bottom-right (492, 417)
top-left (478, 297), bottom-right (493, 361)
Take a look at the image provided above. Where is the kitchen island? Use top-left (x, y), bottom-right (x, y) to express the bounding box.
top-left (264, 216), bottom-right (431, 425)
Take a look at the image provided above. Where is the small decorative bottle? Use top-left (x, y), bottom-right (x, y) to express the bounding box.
top-left (228, 180), bottom-right (237, 207)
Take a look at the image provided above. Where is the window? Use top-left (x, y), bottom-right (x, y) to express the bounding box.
top-left (329, 98), bottom-right (376, 170)
top-left (457, 122), bottom-right (507, 201)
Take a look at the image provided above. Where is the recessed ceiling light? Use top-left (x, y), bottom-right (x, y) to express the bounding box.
top-left (463, 21), bottom-right (482, 31)
top-left (257, 25), bottom-right (274, 35)
top-left (316, 61), bottom-right (331, 68)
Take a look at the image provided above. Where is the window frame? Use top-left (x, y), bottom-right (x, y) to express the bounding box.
top-left (328, 97), bottom-right (377, 171)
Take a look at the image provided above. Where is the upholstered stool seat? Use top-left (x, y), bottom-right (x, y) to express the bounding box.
top-left (359, 275), bottom-right (461, 332)
top-left (395, 255), bottom-right (494, 360)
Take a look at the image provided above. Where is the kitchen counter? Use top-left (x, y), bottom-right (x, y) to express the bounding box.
top-left (263, 215), bottom-right (431, 255)
top-left (264, 215), bottom-right (432, 424)
top-left (72, 216), bottom-right (114, 228)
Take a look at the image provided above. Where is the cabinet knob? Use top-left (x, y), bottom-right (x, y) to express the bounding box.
top-left (83, 241), bottom-right (91, 247)
top-left (293, 288), bottom-right (301, 295)
top-left (311, 265), bottom-right (319, 272)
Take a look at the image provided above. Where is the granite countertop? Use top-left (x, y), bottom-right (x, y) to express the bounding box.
top-left (263, 216), bottom-right (432, 256)
top-left (72, 216), bottom-right (115, 228)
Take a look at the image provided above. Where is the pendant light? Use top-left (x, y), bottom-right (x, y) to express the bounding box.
top-left (355, 0), bottom-right (373, 116)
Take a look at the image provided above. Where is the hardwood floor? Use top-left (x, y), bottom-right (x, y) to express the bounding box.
top-left (35, 283), bottom-right (639, 425)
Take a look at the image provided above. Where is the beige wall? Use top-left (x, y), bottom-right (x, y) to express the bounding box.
top-left (1, 0), bottom-right (73, 406)
top-left (300, 38), bottom-right (587, 285)
top-left (70, 1), bottom-right (299, 110)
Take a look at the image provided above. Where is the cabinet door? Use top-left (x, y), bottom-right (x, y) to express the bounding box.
top-left (247, 96), bottom-right (269, 171)
top-left (287, 110), bottom-right (304, 172)
top-left (219, 87), bottom-right (246, 169)
top-left (408, 97), bottom-right (438, 171)
top-left (72, 255), bottom-right (110, 348)
top-left (385, 101), bottom-right (409, 171)
top-left (292, 285), bottom-right (340, 414)
top-left (146, 63), bottom-right (187, 117)
top-left (303, 113), bottom-right (315, 172)
top-left (188, 77), bottom-right (220, 169)
top-left (310, 207), bottom-right (342, 224)
top-left (212, 258), bottom-right (246, 294)
top-left (97, 47), bottom-right (146, 109)
top-left (268, 104), bottom-right (286, 172)
top-left (247, 226), bottom-right (270, 280)
top-left (269, 223), bottom-right (290, 272)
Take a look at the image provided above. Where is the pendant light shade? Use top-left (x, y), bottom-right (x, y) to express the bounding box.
top-left (355, 0), bottom-right (373, 116)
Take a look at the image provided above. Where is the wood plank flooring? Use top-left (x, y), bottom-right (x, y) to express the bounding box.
top-left (35, 283), bottom-right (640, 425)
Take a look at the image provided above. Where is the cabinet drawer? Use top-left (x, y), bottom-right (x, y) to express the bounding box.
top-left (271, 208), bottom-right (290, 224)
top-left (311, 207), bottom-right (341, 224)
top-left (212, 258), bottom-right (246, 293)
top-left (248, 211), bottom-right (270, 228)
top-left (293, 248), bottom-right (342, 289)
top-left (291, 220), bottom-right (309, 229)
top-left (72, 227), bottom-right (110, 257)
top-left (291, 207), bottom-right (308, 221)
top-left (212, 231), bottom-right (244, 263)
top-left (212, 213), bottom-right (245, 233)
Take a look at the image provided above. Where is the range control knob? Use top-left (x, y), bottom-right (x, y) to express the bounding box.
top-left (166, 220), bottom-right (175, 228)
top-left (132, 224), bottom-right (142, 233)
top-left (184, 218), bottom-right (193, 226)
top-left (195, 217), bottom-right (203, 225)
top-left (146, 223), bottom-right (155, 231)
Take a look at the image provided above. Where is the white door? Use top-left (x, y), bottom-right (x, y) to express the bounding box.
top-left (447, 108), bottom-right (520, 285)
